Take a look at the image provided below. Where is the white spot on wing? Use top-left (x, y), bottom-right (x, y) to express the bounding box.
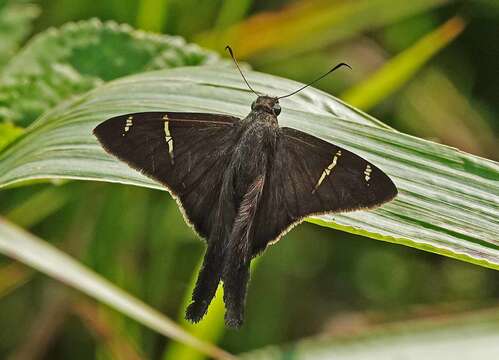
top-left (164, 117), bottom-right (174, 164)
top-left (164, 118), bottom-right (170, 138)
top-left (123, 116), bottom-right (133, 135)
top-left (313, 150), bottom-right (342, 192)
top-left (364, 164), bottom-right (372, 183)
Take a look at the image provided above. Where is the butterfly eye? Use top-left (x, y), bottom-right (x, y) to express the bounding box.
top-left (272, 104), bottom-right (281, 116)
top-left (251, 101), bottom-right (256, 110)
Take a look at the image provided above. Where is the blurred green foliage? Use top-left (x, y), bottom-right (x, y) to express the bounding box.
top-left (0, 0), bottom-right (497, 359)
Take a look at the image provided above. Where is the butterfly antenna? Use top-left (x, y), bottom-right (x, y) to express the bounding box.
top-left (225, 46), bottom-right (260, 97)
top-left (278, 62), bottom-right (352, 99)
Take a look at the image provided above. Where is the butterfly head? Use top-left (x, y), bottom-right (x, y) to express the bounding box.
top-left (251, 96), bottom-right (281, 117)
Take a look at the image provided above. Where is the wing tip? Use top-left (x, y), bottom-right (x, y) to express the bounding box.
top-left (93, 116), bottom-right (118, 144)
top-left (92, 123), bottom-right (103, 141)
top-left (372, 176), bottom-right (398, 209)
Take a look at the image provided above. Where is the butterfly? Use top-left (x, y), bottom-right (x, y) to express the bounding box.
top-left (93, 46), bottom-right (397, 328)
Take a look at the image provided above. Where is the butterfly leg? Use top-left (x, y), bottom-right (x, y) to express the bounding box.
top-left (223, 176), bottom-right (264, 328)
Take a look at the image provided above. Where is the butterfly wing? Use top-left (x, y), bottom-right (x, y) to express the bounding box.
top-left (253, 127), bottom-right (397, 254)
top-left (93, 112), bottom-right (241, 239)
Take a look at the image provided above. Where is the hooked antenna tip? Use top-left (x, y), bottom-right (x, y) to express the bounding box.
top-left (329, 62), bottom-right (352, 73)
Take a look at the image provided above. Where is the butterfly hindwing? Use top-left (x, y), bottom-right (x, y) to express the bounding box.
top-left (93, 111), bottom-right (241, 239)
top-left (252, 127), bottom-right (397, 254)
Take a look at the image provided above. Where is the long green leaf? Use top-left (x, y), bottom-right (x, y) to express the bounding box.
top-left (0, 67), bottom-right (497, 269)
top-left (136, 0), bottom-right (170, 32)
top-left (0, 217), bottom-right (235, 360)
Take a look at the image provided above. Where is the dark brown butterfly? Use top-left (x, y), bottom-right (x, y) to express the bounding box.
top-left (93, 46), bottom-right (397, 328)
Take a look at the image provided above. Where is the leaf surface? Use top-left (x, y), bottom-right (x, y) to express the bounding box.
top-left (0, 66), bottom-right (497, 269)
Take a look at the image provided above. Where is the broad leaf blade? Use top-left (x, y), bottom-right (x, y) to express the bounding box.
top-left (0, 67), bottom-right (497, 269)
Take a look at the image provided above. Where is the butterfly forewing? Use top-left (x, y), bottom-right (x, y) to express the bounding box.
top-left (252, 127), bottom-right (397, 254)
top-left (93, 111), bottom-right (241, 238)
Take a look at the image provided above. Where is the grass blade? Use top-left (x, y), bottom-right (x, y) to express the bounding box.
top-left (342, 17), bottom-right (466, 110)
top-left (197, 0), bottom-right (449, 59)
top-left (136, 0), bottom-right (170, 32)
top-left (214, 0), bottom-right (253, 30)
top-left (0, 217), bottom-right (235, 360)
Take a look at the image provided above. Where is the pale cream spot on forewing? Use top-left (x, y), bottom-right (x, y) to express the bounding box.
top-left (313, 150), bottom-right (342, 192)
top-left (364, 164), bottom-right (372, 182)
top-left (124, 116), bottom-right (133, 133)
top-left (163, 118), bottom-right (174, 164)
top-left (168, 141), bottom-right (174, 158)
top-left (164, 120), bottom-right (171, 138)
